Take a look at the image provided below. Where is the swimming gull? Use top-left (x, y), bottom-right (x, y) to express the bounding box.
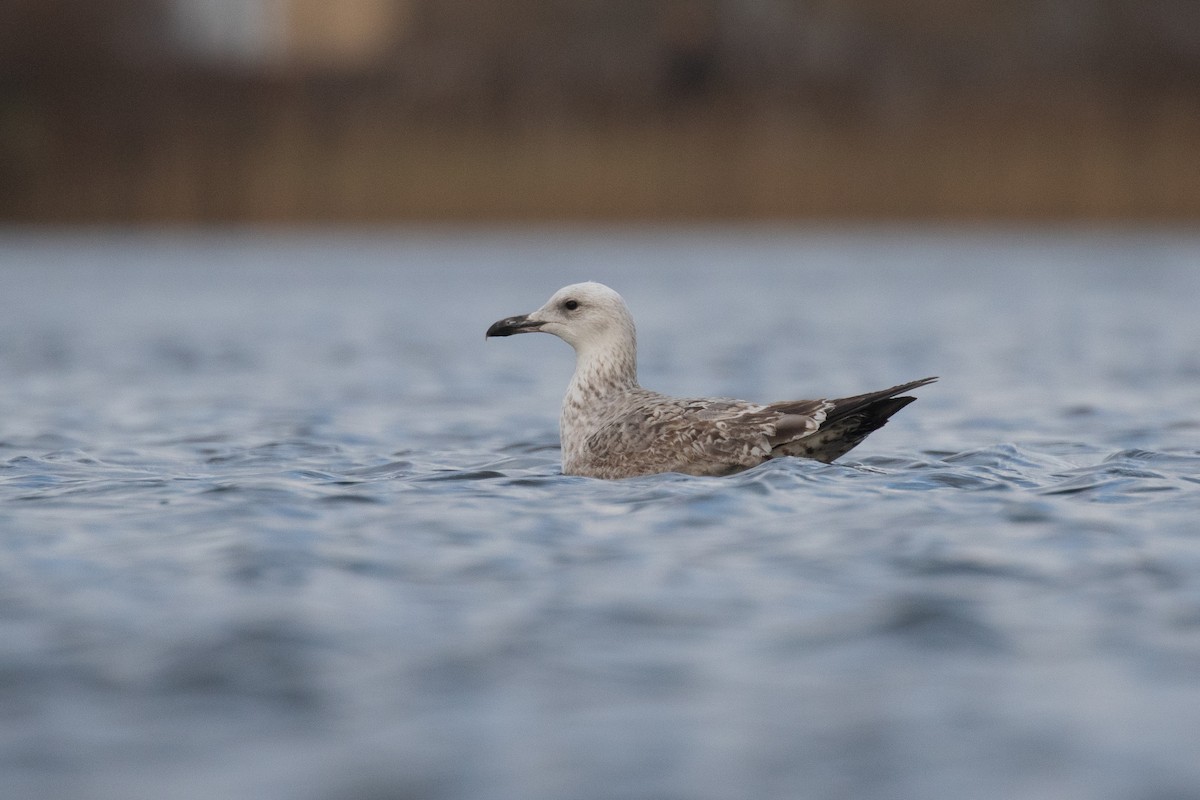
top-left (487, 282), bottom-right (936, 479)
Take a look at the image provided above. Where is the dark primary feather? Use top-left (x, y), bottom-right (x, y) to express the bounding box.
top-left (814, 377), bottom-right (937, 420)
top-left (768, 377), bottom-right (938, 463)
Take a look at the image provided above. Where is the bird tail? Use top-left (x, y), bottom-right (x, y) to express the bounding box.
top-left (772, 376), bottom-right (937, 462)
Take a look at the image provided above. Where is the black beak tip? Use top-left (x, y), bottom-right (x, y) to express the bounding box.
top-left (486, 315), bottom-right (540, 338)
top-left (485, 318), bottom-right (516, 338)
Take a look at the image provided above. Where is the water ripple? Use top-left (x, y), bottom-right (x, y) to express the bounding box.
top-left (4, 231), bottom-right (1200, 800)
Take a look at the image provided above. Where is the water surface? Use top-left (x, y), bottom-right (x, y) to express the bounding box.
top-left (2, 228), bottom-right (1199, 800)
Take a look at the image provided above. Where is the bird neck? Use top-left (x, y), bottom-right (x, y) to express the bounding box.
top-left (559, 332), bottom-right (638, 473)
top-left (568, 336), bottom-right (639, 397)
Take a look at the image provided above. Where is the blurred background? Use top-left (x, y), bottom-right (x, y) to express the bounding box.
top-left (4, 7), bottom-right (1200, 800)
top-left (4, 0), bottom-right (1200, 224)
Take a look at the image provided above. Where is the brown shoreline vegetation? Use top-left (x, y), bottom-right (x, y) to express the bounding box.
top-left (4, 0), bottom-right (1200, 223)
top-left (8, 87), bottom-right (1199, 223)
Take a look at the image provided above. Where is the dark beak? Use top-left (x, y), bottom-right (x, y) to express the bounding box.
top-left (486, 314), bottom-right (545, 338)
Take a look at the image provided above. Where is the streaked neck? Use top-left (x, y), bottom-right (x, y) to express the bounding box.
top-left (568, 336), bottom-right (639, 396)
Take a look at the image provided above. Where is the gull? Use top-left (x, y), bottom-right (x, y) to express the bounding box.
top-left (487, 282), bottom-right (936, 479)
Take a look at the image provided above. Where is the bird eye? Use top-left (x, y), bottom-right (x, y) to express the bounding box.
top-left (563, 299), bottom-right (579, 311)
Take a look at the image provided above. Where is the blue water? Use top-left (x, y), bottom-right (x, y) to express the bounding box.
top-left (2, 228), bottom-right (1199, 800)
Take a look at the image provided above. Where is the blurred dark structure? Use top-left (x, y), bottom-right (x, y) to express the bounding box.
top-left (3, 0), bottom-right (1200, 222)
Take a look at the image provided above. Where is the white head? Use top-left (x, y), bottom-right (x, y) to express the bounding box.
top-left (486, 282), bottom-right (637, 357)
